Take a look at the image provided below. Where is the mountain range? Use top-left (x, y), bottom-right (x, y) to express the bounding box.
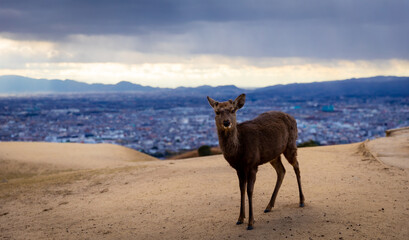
top-left (1, 75), bottom-right (408, 98)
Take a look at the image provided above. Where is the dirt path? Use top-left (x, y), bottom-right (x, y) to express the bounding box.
top-left (1, 142), bottom-right (408, 239)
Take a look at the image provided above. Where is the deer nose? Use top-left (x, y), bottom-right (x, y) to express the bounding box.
top-left (223, 120), bottom-right (230, 127)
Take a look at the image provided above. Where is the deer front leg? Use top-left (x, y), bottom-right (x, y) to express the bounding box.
top-left (246, 168), bottom-right (257, 230)
top-left (236, 170), bottom-right (246, 225)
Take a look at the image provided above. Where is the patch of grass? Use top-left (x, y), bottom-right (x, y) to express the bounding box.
top-left (167, 147), bottom-right (222, 160)
top-left (198, 145), bottom-right (212, 156)
top-left (297, 140), bottom-right (320, 148)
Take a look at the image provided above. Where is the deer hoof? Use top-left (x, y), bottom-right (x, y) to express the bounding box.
top-left (247, 226), bottom-right (254, 230)
top-left (236, 221), bottom-right (243, 225)
top-left (264, 209), bottom-right (271, 213)
top-left (299, 203), bottom-right (305, 207)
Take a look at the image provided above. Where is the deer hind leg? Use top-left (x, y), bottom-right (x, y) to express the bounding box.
top-left (284, 148), bottom-right (305, 207)
top-left (264, 155), bottom-right (286, 213)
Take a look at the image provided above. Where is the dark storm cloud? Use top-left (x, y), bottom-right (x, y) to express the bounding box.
top-left (1, 0), bottom-right (408, 59)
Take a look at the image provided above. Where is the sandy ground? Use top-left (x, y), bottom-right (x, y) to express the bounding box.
top-left (0, 137), bottom-right (408, 239)
top-left (0, 142), bottom-right (157, 180)
top-left (366, 128), bottom-right (409, 169)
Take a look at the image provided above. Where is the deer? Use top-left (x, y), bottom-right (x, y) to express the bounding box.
top-left (207, 93), bottom-right (305, 230)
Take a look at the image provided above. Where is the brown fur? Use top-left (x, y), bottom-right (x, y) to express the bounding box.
top-left (207, 94), bottom-right (305, 230)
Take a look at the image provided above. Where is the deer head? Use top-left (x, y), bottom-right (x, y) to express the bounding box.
top-left (207, 94), bottom-right (246, 132)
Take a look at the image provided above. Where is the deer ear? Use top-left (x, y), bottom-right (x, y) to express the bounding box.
top-left (233, 93), bottom-right (246, 110)
top-left (207, 96), bottom-right (218, 108)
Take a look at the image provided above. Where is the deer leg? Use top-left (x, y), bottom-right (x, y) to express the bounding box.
top-left (246, 168), bottom-right (257, 230)
top-left (284, 149), bottom-right (305, 207)
top-left (236, 170), bottom-right (246, 225)
top-left (292, 160), bottom-right (305, 207)
top-left (264, 156), bottom-right (286, 212)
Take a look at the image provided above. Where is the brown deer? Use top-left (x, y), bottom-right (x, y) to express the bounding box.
top-left (207, 93), bottom-right (304, 230)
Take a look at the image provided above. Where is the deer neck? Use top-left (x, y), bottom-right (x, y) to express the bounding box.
top-left (218, 126), bottom-right (240, 159)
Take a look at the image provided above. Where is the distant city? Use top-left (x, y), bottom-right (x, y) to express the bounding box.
top-left (1, 93), bottom-right (408, 158)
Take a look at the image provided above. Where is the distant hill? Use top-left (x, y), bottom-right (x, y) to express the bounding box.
top-left (251, 76), bottom-right (409, 99)
top-left (1, 75), bottom-right (408, 98)
top-left (0, 75), bottom-right (159, 93)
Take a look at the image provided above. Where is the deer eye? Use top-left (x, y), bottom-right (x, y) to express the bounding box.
top-left (231, 110), bottom-right (235, 113)
top-left (215, 111), bottom-right (221, 115)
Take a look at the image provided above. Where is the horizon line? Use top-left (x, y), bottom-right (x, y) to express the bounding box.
top-left (1, 74), bottom-right (409, 90)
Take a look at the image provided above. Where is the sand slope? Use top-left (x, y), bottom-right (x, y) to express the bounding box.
top-left (366, 127), bottom-right (409, 169)
top-left (0, 138), bottom-right (408, 239)
top-left (0, 142), bottom-right (157, 180)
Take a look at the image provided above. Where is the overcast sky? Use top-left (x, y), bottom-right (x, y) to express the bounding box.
top-left (1, 0), bottom-right (408, 87)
